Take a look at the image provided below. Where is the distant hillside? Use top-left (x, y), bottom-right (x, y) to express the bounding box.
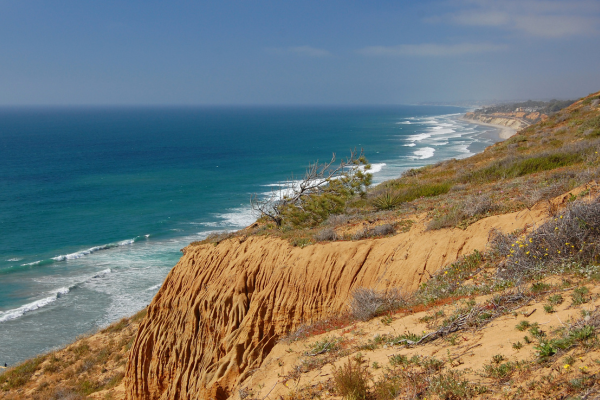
top-left (464, 99), bottom-right (576, 131)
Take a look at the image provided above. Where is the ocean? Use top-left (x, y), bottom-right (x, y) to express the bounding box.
top-left (0, 106), bottom-right (502, 365)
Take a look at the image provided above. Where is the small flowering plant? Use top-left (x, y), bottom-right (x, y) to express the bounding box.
top-left (493, 197), bottom-right (600, 280)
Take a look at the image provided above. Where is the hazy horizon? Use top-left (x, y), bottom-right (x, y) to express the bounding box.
top-left (1, 0), bottom-right (598, 106)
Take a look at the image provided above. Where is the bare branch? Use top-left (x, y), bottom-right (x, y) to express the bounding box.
top-left (250, 149), bottom-right (371, 227)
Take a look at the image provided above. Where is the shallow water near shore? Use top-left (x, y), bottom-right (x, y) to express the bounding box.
top-left (0, 106), bottom-right (502, 365)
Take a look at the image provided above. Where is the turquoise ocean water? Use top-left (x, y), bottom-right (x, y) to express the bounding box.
top-left (0, 106), bottom-right (501, 365)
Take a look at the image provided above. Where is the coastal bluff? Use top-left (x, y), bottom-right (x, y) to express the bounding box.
top-left (124, 205), bottom-right (549, 400)
top-left (463, 111), bottom-right (532, 131)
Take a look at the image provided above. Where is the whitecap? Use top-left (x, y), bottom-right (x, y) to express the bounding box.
top-left (92, 268), bottom-right (112, 279)
top-left (21, 260), bottom-right (42, 266)
top-left (406, 133), bottom-right (431, 142)
top-left (214, 207), bottom-right (257, 228)
top-left (0, 287), bottom-right (70, 323)
top-left (146, 283), bottom-right (161, 291)
top-left (412, 147), bottom-right (436, 160)
top-left (198, 222), bottom-right (220, 227)
top-left (51, 238), bottom-right (136, 262)
top-left (6, 258), bottom-right (23, 262)
top-left (366, 163), bottom-right (386, 174)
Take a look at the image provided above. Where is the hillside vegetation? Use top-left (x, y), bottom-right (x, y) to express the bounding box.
top-left (0, 310), bottom-right (145, 400)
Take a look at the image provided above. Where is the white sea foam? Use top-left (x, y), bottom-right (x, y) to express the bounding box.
top-left (146, 283), bottom-right (161, 291)
top-left (261, 183), bottom-right (288, 187)
top-left (412, 147), bottom-right (436, 160)
top-left (403, 143), bottom-right (416, 147)
top-left (6, 258), bottom-right (23, 262)
top-left (51, 238), bottom-right (136, 262)
top-left (367, 163), bottom-right (385, 174)
top-left (0, 287), bottom-right (70, 323)
top-left (92, 268), bottom-right (112, 279)
top-left (0, 267), bottom-right (119, 324)
top-left (21, 260), bottom-right (42, 266)
top-left (406, 133), bottom-right (431, 142)
top-left (198, 221), bottom-right (220, 227)
top-left (214, 207), bottom-right (257, 228)
top-left (397, 121), bottom-right (411, 124)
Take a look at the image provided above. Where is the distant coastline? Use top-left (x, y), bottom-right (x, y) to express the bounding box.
top-left (459, 116), bottom-right (517, 140)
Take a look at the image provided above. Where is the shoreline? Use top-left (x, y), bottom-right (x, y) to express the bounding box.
top-left (458, 116), bottom-right (518, 140)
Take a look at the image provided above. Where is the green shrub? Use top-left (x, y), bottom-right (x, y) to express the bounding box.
top-left (579, 115), bottom-right (600, 137)
top-left (548, 294), bottom-right (564, 305)
top-left (529, 325), bottom-right (545, 339)
top-left (307, 337), bottom-right (341, 355)
top-left (493, 198), bottom-right (600, 281)
top-left (516, 320), bottom-right (531, 331)
top-left (388, 354), bottom-right (409, 367)
top-left (385, 182), bottom-right (452, 203)
top-left (535, 342), bottom-right (557, 359)
top-left (572, 286), bottom-right (590, 305)
top-left (371, 191), bottom-right (404, 210)
top-left (570, 325), bottom-right (595, 344)
top-left (332, 356), bottom-right (371, 400)
top-left (428, 370), bottom-right (481, 399)
top-left (465, 152), bottom-right (582, 183)
top-left (484, 361), bottom-right (515, 381)
top-left (531, 282), bottom-right (551, 293)
top-left (513, 341), bottom-right (523, 350)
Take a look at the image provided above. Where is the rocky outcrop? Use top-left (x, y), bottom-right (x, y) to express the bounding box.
top-left (124, 206), bottom-right (550, 400)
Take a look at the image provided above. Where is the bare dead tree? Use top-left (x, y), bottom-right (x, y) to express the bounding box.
top-left (251, 149), bottom-right (371, 226)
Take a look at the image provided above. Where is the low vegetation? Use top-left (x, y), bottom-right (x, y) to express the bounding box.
top-left (0, 309), bottom-right (146, 400)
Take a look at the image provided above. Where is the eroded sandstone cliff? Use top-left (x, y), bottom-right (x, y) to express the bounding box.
top-left (124, 204), bottom-right (550, 400)
top-left (463, 112), bottom-right (530, 130)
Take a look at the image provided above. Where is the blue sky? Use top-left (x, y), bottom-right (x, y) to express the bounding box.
top-left (1, 0), bottom-right (599, 105)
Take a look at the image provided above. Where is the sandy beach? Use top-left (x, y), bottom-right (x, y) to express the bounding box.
top-left (459, 117), bottom-right (517, 140)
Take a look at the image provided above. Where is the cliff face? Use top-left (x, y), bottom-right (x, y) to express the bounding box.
top-left (463, 111), bottom-right (537, 131)
top-left (124, 207), bottom-right (549, 400)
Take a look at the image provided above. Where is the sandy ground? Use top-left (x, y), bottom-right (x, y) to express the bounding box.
top-left (459, 117), bottom-right (517, 140)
